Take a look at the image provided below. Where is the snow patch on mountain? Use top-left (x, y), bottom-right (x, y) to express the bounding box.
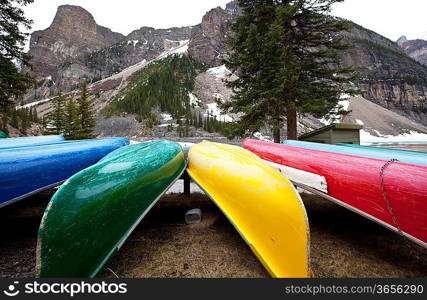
top-left (205, 103), bottom-right (233, 122)
top-left (161, 113), bottom-right (173, 122)
top-left (320, 96), bottom-right (351, 125)
top-left (212, 93), bottom-right (224, 100)
top-left (189, 93), bottom-right (201, 108)
top-left (16, 97), bottom-right (56, 109)
top-left (156, 40), bottom-right (189, 60)
top-left (254, 132), bottom-right (273, 142)
top-left (127, 40), bottom-right (139, 47)
top-left (207, 65), bottom-right (231, 80)
top-left (361, 130), bottom-right (427, 144)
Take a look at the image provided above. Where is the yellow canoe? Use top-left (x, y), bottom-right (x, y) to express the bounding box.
top-left (187, 141), bottom-right (310, 278)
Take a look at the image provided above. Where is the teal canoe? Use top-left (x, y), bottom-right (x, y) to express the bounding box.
top-left (37, 140), bottom-right (187, 278)
top-left (0, 131), bottom-right (7, 138)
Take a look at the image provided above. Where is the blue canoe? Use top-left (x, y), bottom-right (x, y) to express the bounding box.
top-left (283, 140), bottom-right (427, 166)
top-left (0, 137), bottom-right (129, 208)
top-left (0, 135), bottom-right (65, 150)
top-left (338, 143), bottom-right (427, 154)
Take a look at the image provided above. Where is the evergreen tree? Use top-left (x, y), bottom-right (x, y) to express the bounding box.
top-left (31, 107), bottom-right (38, 123)
top-left (11, 109), bottom-right (19, 129)
top-left (64, 99), bottom-right (81, 140)
top-left (198, 111), bottom-right (203, 128)
top-left (21, 110), bottom-right (29, 134)
top-left (46, 91), bottom-right (66, 135)
top-left (77, 81), bottom-right (96, 139)
top-left (0, 0), bottom-right (34, 113)
top-left (104, 55), bottom-right (207, 121)
top-left (0, 115), bottom-right (8, 135)
top-left (221, 0), bottom-right (358, 142)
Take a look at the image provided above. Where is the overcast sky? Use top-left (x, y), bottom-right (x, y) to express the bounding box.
top-left (23, 0), bottom-right (426, 42)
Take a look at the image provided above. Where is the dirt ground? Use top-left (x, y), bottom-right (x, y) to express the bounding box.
top-left (1, 188), bottom-right (426, 279)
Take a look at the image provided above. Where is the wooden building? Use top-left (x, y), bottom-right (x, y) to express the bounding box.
top-left (298, 123), bottom-right (363, 145)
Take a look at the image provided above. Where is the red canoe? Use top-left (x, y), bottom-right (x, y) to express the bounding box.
top-left (243, 139), bottom-right (427, 248)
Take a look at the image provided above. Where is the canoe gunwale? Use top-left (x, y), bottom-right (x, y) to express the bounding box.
top-left (0, 180), bottom-right (65, 209)
top-left (292, 181), bottom-right (427, 250)
top-left (262, 159), bottom-right (328, 193)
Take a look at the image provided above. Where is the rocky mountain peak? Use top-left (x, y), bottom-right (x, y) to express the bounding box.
top-left (397, 35), bottom-right (408, 46)
top-left (225, 0), bottom-right (242, 17)
top-left (28, 5), bottom-right (124, 77)
top-left (51, 5), bottom-right (96, 28)
top-left (397, 37), bottom-right (427, 66)
top-left (187, 6), bottom-right (234, 66)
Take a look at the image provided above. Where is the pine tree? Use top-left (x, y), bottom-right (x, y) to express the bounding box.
top-left (221, 0), bottom-right (358, 142)
top-left (0, 0), bottom-right (34, 113)
top-left (77, 81), bottom-right (96, 139)
top-left (64, 99), bottom-right (81, 140)
top-left (11, 110), bottom-right (19, 129)
top-left (0, 115), bottom-right (8, 135)
top-left (46, 91), bottom-right (66, 135)
top-left (198, 111), bottom-right (203, 128)
top-left (21, 111), bottom-right (29, 134)
top-left (31, 107), bottom-right (38, 123)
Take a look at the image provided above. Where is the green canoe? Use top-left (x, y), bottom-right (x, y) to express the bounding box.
top-left (37, 140), bottom-right (186, 278)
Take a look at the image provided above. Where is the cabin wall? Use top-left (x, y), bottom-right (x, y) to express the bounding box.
top-left (331, 129), bottom-right (361, 145)
top-left (300, 129), bottom-right (361, 145)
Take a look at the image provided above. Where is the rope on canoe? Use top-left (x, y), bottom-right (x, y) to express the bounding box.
top-left (379, 159), bottom-right (401, 233)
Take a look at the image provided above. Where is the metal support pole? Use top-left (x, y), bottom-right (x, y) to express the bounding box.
top-left (183, 171), bottom-right (191, 195)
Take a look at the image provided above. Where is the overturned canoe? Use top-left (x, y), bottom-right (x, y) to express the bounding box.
top-left (37, 140), bottom-right (186, 278)
top-left (0, 135), bottom-right (65, 150)
top-left (187, 141), bottom-right (310, 278)
top-left (0, 137), bottom-right (129, 208)
top-left (339, 142), bottom-right (427, 155)
top-left (244, 139), bottom-right (427, 248)
top-left (284, 140), bottom-right (427, 166)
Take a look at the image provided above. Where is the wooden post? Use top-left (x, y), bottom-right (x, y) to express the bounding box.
top-left (183, 171), bottom-right (191, 195)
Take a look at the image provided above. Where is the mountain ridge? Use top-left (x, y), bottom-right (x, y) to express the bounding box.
top-left (397, 37), bottom-right (427, 66)
top-left (28, 5), bottom-right (124, 77)
top-left (25, 1), bottom-right (427, 134)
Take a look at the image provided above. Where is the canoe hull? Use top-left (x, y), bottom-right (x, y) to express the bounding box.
top-left (0, 135), bottom-right (64, 150)
top-left (37, 140), bottom-right (186, 278)
top-left (0, 138), bottom-right (129, 207)
top-left (339, 143), bottom-right (427, 155)
top-left (244, 139), bottom-right (427, 248)
top-left (188, 141), bottom-right (310, 278)
top-left (284, 140), bottom-right (427, 166)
